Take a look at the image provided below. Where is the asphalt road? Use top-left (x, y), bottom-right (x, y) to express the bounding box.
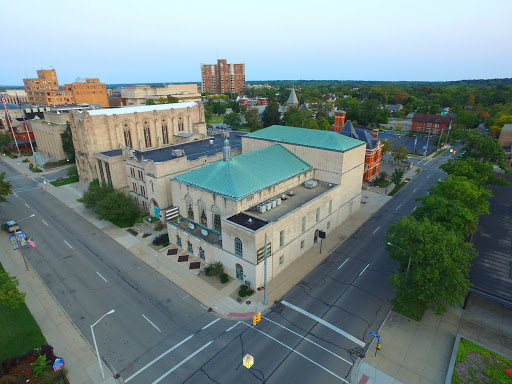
top-left (0, 149), bottom-right (457, 383)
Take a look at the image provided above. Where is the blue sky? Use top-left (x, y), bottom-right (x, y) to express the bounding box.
top-left (1, 0), bottom-right (511, 85)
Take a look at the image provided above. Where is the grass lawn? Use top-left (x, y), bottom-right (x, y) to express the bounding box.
top-left (109, 216), bottom-right (139, 228)
top-left (50, 175), bottom-right (79, 187)
top-left (207, 115), bottom-right (224, 124)
top-left (0, 264), bottom-right (46, 361)
top-left (452, 338), bottom-right (512, 383)
top-left (388, 180), bottom-right (409, 196)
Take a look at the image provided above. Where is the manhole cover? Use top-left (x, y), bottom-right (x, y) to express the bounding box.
top-left (246, 301), bottom-right (251, 305)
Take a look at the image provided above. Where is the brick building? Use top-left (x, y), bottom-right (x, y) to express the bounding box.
top-left (65, 78), bottom-right (109, 107)
top-left (332, 108), bottom-right (346, 133)
top-left (23, 69), bottom-right (74, 106)
top-left (411, 113), bottom-right (455, 134)
top-left (201, 59), bottom-right (245, 95)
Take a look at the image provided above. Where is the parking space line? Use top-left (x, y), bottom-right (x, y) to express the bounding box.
top-left (13, 192), bottom-right (18, 197)
top-left (395, 204), bottom-right (402, 211)
top-left (281, 300), bottom-right (365, 347)
top-left (372, 226), bottom-right (380, 234)
top-left (226, 321), bottom-right (241, 332)
top-left (412, 206), bottom-right (417, 212)
top-left (338, 258), bottom-right (349, 270)
top-left (243, 323), bottom-right (349, 383)
top-left (96, 272), bottom-right (108, 282)
top-left (142, 314), bottom-right (162, 333)
top-left (413, 188), bottom-right (417, 193)
top-left (262, 316), bottom-right (353, 366)
top-left (124, 334), bottom-right (195, 382)
top-left (25, 203), bottom-right (30, 208)
top-left (359, 263), bottom-right (370, 276)
top-left (152, 341), bottom-right (213, 384)
top-left (427, 174), bottom-right (431, 179)
top-left (42, 220), bottom-right (48, 226)
top-left (64, 240), bottom-right (72, 248)
top-left (201, 318), bottom-right (220, 330)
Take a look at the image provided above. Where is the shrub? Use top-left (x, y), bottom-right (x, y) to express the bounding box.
top-left (220, 273), bottom-right (229, 284)
top-left (41, 367), bottom-right (68, 384)
top-left (152, 234), bottom-right (169, 246)
top-left (238, 284), bottom-right (254, 297)
top-left (205, 262), bottom-right (223, 276)
top-left (155, 222), bottom-right (165, 231)
top-left (378, 171), bottom-right (388, 180)
top-left (142, 233), bottom-right (151, 238)
top-left (30, 167), bottom-right (43, 173)
top-left (29, 354), bottom-right (50, 377)
top-left (66, 164), bottom-right (78, 178)
top-left (127, 228), bottom-right (137, 236)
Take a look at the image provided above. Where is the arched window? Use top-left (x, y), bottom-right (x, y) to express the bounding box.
top-left (187, 241), bottom-right (193, 254)
top-left (161, 117), bottom-right (169, 145)
top-left (123, 122), bottom-right (132, 147)
top-left (198, 200), bottom-right (207, 225)
top-left (199, 247), bottom-right (205, 261)
top-left (143, 119), bottom-right (152, 147)
top-left (176, 235), bottom-right (182, 247)
top-left (185, 195), bottom-right (194, 220)
top-left (178, 116), bottom-right (184, 132)
top-left (235, 237), bottom-right (243, 257)
top-left (212, 205), bottom-right (221, 232)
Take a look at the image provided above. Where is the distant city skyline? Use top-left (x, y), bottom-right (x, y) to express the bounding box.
top-left (1, 0), bottom-right (511, 86)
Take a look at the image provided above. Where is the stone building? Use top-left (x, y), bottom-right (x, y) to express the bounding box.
top-left (70, 102), bottom-right (207, 182)
top-left (2, 90), bottom-right (28, 105)
top-left (167, 125), bottom-right (365, 286)
top-left (120, 84), bottom-right (201, 106)
top-left (29, 112), bottom-right (69, 161)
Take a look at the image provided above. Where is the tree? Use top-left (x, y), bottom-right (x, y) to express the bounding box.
top-left (60, 122), bottom-right (75, 162)
top-left (382, 140), bottom-right (392, 154)
top-left (66, 164), bottom-right (79, 178)
top-left (82, 179), bottom-right (113, 211)
top-left (335, 96), bottom-right (360, 122)
top-left (204, 107), bottom-right (213, 123)
top-left (261, 101), bottom-right (281, 127)
top-left (387, 217), bottom-right (477, 317)
top-left (166, 95), bottom-right (179, 104)
top-left (440, 157), bottom-right (508, 187)
top-left (0, 172), bottom-right (12, 203)
top-left (145, 99), bottom-right (156, 105)
top-left (223, 112), bottom-right (241, 127)
top-left (231, 102), bottom-right (241, 114)
top-left (96, 190), bottom-right (139, 223)
top-left (212, 102), bottom-right (227, 116)
top-left (318, 118), bottom-right (332, 131)
top-left (390, 167), bottom-right (404, 186)
top-left (391, 145), bottom-right (408, 162)
top-left (0, 270), bottom-right (26, 309)
top-left (459, 129), bottom-right (507, 166)
top-left (0, 132), bottom-right (12, 148)
top-left (304, 118), bottom-right (320, 130)
top-left (244, 108), bottom-right (262, 131)
top-left (360, 99), bottom-right (379, 125)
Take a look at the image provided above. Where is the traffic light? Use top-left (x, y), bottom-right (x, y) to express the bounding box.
top-left (252, 312), bottom-right (261, 326)
top-left (377, 342), bottom-right (381, 350)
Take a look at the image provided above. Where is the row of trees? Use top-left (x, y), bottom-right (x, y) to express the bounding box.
top-left (146, 95), bottom-right (179, 106)
top-left (386, 129), bottom-right (508, 319)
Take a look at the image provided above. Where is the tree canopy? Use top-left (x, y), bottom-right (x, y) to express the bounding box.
top-left (0, 172), bottom-right (12, 203)
top-left (60, 121), bottom-right (75, 162)
top-left (0, 270), bottom-right (26, 309)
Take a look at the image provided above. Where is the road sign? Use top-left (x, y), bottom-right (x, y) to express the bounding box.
top-left (27, 237), bottom-right (36, 248)
top-left (16, 231), bottom-right (28, 248)
top-left (53, 358), bottom-right (65, 371)
top-left (369, 331), bottom-right (380, 338)
top-left (9, 235), bottom-right (19, 250)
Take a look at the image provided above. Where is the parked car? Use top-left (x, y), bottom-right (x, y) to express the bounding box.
top-left (2, 221), bottom-right (20, 233)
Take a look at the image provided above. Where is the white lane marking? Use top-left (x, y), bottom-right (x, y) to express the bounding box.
top-left (338, 258), bottom-right (349, 270)
top-left (262, 316), bottom-right (353, 366)
top-left (96, 272), bottom-right (108, 282)
top-left (413, 188), bottom-right (417, 193)
top-left (124, 334), bottom-right (195, 382)
top-left (372, 226), bottom-right (380, 234)
top-left (142, 314), bottom-right (162, 333)
top-left (13, 192), bottom-right (18, 197)
top-left (182, 294), bottom-right (190, 300)
top-left (64, 240), bottom-right (73, 248)
top-left (281, 300), bottom-right (365, 347)
top-left (359, 263), bottom-right (370, 276)
top-left (151, 342), bottom-right (212, 384)
top-left (25, 203), bottom-right (30, 208)
top-left (396, 204), bottom-right (402, 211)
top-left (202, 318), bottom-right (221, 330)
top-left (412, 206), bottom-right (417, 212)
top-left (427, 175), bottom-right (431, 179)
top-left (243, 323), bottom-right (349, 383)
top-left (42, 220), bottom-right (48, 226)
top-left (226, 321), bottom-right (241, 332)
top-left (425, 158), bottom-right (434, 164)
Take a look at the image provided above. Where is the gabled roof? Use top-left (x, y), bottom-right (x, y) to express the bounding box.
top-left (172, 144), bottom-right (312, 201)
top-left (245, 125), bottom-right (364, 152)
top-left (287, 87), bottom-right (298, 105)
top-left (412, 113), bottom-right (455, 124)
top-left (501, 124), bottom-right (512, 132)
top-left (339, 120), bottom-right (378, 150)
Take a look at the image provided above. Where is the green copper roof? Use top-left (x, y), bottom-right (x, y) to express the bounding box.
top-left (245, 125), bottom-right (365, 152)
top-left (172, 144), bottom-right (312, 201)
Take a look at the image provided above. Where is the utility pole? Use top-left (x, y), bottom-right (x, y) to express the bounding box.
top-left (424, 128), bottom-right (431, 157)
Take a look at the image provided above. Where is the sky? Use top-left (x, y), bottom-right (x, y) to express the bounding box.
top-left (1, 0), bottom-right (511, 85)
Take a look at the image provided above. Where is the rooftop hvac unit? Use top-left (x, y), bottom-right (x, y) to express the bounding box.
top-left (287, 190), bottom-right (295, 196)
top-left (209, 140), bottom-right (214, 146)
top-left (188, 223), bottom-right (195, 229)
top-left (265, 202), bottom-right (272, 210)
top-left (257, 204), bottom-right (267, 213)
top-left (276, 197), bottom-right (282, 206)
top-left (172, 149), bottom-right (185, 157)
top-left (270, 199), bottom-right (277, 208)
top-left (201, 229), bottom-right (208, 236)
top-left (304, 180), bottom-right (318, 189)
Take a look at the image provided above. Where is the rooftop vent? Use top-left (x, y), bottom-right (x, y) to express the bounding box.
top-left (209, 140), bottom-right (214, 146)
top-left (304, 180), bottom-right (318, 189)
top-left (172, 149), bottom-right (185, 158)
top-left (287, 190), bottom-right (295, 196)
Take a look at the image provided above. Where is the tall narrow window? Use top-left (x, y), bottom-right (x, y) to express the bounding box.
top-left (123, 122), bottom-right (132, 147)
top-left (212, 206), bottom-right (221, 232)
top-left (176, 235), bottom-right (182, 247)
top-left (97, 160), bottom-right (105, 184)
top-left (185, 195), bottom-right (194, 220)
top-left (280, 230), bottom-right (285, 249)
top-left (187, 241), bottom-right (193, 254)
top-left (198, 200), bottom-right (207, 225)
top-left (328, 200), bottom-right (332, 215)
top-left (302, 216), bottom-right (306, 233)
top-left (143, 120), bottom-right (152, 147)
top-left (178, 116), bottom-right (184, 132)
top-left (161, 117), bottom-right (169, 145)
top-left (104, 163), bottom-right (112, 185)
top-left (235, 238), bottom-right (243, 257)
top-left (316, 207), bottom-right (320, 223)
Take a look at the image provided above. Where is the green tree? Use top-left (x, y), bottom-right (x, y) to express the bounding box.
top-left (387, 217), bottom-right (477, 317)
top-left (390, 167), bottom-right (404, 185)
top-left (0, 132), bottom-right (11, 148)
top-left (304, 118), bottom-right (320, 130)
top-left (66, 164), bottom-right (79, 178)
top-left (391, 144), bottom-right (408, 162)
top-left (0, 172), bottom-right (13, 203)
top-left (318, 118), bottom-right (332, 131)
top-left (213, 102), bottom-right (227, 115)
top-left (382, 139), bottom-right (392, 154)
top-left (96, 190), bottom-right (139, 223)
top-left (166, 95), bottom-right (179, 104)
top-left (145, 99), bottom-right (156, 105)
top-left (82, 179), bottom-right (112, 210)
top-left (440, 157), bottom-right (508, 187)
top-left (459, 129), bottom-right (507, 166)
top-left (0, 270), bottom-right (26, 309)
top-left (335, 96), bottom-right (360, 121)
top-left (261, 101), bottom-right (281, 127)
top-left (204, 107), bottom-right (213, 123)
top-left (244, 108), bottom-right (262, 131)
top-left (60, 122), bottom-right (75, 162)
top-left (223, 112), bottom-right (241, 127)
top-left (231, 102), bottom-right (241, 113)
top-left (360, 99), bottom-right (379, 125)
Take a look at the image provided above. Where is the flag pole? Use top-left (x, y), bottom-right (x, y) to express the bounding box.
top-left (1, 94), bottom-right (21, 156)
top-left (16, 94), bottom-right (38, 167)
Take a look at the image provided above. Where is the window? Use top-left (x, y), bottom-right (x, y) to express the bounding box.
top-left (123, 122), bottom-right (132, 147)
top-left (279, 255), bottom-right (284, 266)
top-left (97, 160), bottom-right (105, 184)
top-left (132, 182), bottom-right (137, 191)
top-left (327, 221), bottom-right (331, 230)
top-left (302, 216), bottom-right (306, 233)
top-left (161, 117), bottom-right (169, 145)
top-left (198, 200), bottom-right (207, 225)
top-left (176, 235), bottom-right (182, 247)
top-left (300, 240), bottom-right (305, 250)
top-left (235, 238), bottom-right (243, 257)
top-left (199, 247), bottom-right (205, 261)
top-left (279, 230), bottom-right (285, 248)
top-left (130, 168), bottom-right (135, 177)
top-left (212, 206), bottom-right (221, 232)
top-left (143, 120), bottom-right (152, 147)
top-left (178, 116), bottom-right (184, 132)
top-left (328, 200), bottom-right (332, 215)
top-left (105, 163), bottom-right (112, 185)
top-left (187, 241), bottom-right (193, 254)
top-left (316, 207), bottom-right (320, 223)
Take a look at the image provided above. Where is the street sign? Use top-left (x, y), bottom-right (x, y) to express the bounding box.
top-left (9, 235), bottom-right (19, 250)
top-left (53, 358), bottom-right (65, 371)
top-left (16, 231), bottom-right (28, 248)
top-left (27, 237), bottom-right (36, 248)
top-left (369, 331), bottom-right (380, 338)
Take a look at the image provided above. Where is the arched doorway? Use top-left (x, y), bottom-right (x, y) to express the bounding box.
top-left (236, 263), bottom-right (243, 282)
top-left (151, 199), bottom-right (160, 218)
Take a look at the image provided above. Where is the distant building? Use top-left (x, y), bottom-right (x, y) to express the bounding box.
top-left (332, 108), bottom-right (346, 133)
top-left (385, 104), bottom-right (403, 113)
top-left (65, 78), bottom-right (109, 107)
top-left (23, 69), bottom-right (74, 106)
top-left (201, 59), bottom-right (245, 95)
top-left (286, 87), bottom-right (299, 109)
top-left (120, 84), bottom-right (201, 106)
top-left (499, 124), bottom-right (512, 166)
top-left (2, 90), bottom-right (28, 105)
top-left (411, 113), bottom-right (455, 134)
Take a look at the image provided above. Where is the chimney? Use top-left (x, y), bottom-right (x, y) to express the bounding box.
top-left (223, 138), bottom-right (231, 161)
top-left (333, 108), bottom-right (346, 133)
top-left (372, 128), bottom-right (379, 140)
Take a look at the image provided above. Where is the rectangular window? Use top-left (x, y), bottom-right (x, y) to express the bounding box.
top-left (130, 168), bottom-right (135, 177)
top-left (97, 160), bottom-right (105, 184)
top-left (327, 221), bottom-right (331, 230)
top-left (104, 162), bottom-right (112, 185)
top-left (302, 216), bottom-right (306, 233)
top-left (279, 255), bottom-right (284, 266)
top-left (280, 230), bottom-right (285, 248)
top-left (300, 240), bottom-right (305, 250)
top-left (328, 200), bottom-right (332, 214)
top-left (316, 207), bottom-right (320, 223)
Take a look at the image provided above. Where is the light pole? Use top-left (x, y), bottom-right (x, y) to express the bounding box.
top-left (91, 309), bottom-right (115, 379)
top-left (15, 214), bottom-right (35, 271)
top-left (387, 242), bottom-right (412, 277)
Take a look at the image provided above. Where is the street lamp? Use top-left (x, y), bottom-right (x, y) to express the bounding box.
top-left (387, 242), bottom-right (413, 277)
top-left (91, 309), bottom-right (115, 379)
